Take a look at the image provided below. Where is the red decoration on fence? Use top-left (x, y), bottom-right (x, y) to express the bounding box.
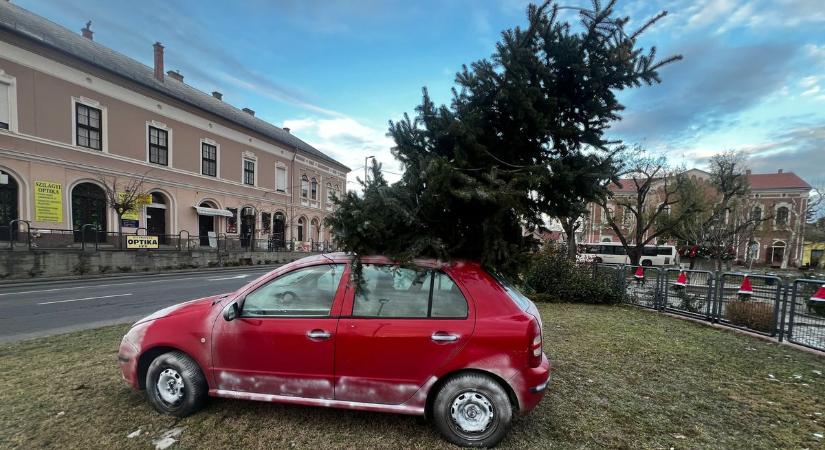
top-left (811, 284), bottom-right (825, 303)
top-left (738, 276), bottom-right (753, 296)
top-left (634, 266), bottom-right (645, 280)
top-left (674, 271), bottom-right (687, 287)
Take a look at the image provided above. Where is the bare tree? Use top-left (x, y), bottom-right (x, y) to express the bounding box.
top-left (97, 174), bottom-right (151, 237)
top-left (596, 149), bottom-right (704, 265)
top-left (665, 152), bottom-right (770, 270)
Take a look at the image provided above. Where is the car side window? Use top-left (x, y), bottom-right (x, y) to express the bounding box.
top-left (431, 272), bottom-right (468, 318)
top-left (242, 264), bottom-right (344, 317)
top-left (353, 265), bottom-right (431, 318)
top-left (353, 265), bottom-right (468, 319)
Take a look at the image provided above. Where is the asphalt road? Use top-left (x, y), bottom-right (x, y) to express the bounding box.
top-left (0, 267), bottom-right (273, 343)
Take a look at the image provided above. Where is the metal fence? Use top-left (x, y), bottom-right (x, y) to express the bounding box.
top-left (0, 221), bottom-right (339, 254)
top-left (603, 264), bottom-right (825, 353)
top-left (782, 279), bottom-right (825, 352)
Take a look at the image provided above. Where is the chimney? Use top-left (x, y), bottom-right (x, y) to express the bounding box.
top-left (777, 169), bottom-right (784, 174)
top-left (212, 91), bottom-right (223, 100)
top-left (283, 127), bottom-right (290, 134)
top-left (166, 70), bottom-right (183, 82)
top-left (745, 169), bottom-right (752, 175)
top-left (242, 108), bottom-right (255, 116)
top-left (153, 42), bottom-right (164, 82)
top-left (81, 21), bottom-right (94, 40)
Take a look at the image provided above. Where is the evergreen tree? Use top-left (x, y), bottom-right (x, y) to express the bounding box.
top-left (326, 0), bottom-right (680, 277)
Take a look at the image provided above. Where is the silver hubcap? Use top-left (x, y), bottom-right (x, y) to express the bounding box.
top-left (156, 368), bottom-right (185, 404)
top-left (450, 391), bottom-right (494, 434)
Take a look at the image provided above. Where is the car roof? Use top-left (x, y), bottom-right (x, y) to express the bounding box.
top-left (295, 253), bottom-right (481, 270)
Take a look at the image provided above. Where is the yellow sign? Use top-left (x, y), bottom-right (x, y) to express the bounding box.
top-left (34, 181), bottom-right (63, 223)
top-left (118, 192), bottom-right (150, 221)
top-left (126, 235), bottom-right (159, 249)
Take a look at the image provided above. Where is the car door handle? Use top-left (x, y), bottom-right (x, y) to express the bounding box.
top-left (431, 332), bottom-right (459, 342)
top-left (307, 329), bottom-right (332, 340)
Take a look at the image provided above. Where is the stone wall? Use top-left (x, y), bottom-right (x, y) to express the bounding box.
top-left (0, 250), bottom-right (311, 281)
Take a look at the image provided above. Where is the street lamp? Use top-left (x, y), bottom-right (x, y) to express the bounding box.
top-left (364, 155), bottom-right (375, 183)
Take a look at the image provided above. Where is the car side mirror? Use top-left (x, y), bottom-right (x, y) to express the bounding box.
top-left (223, 302), bottom-right (240, 321)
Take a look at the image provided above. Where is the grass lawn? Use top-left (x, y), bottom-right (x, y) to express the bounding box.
top-left (1, 303), bottom-right (823, 449)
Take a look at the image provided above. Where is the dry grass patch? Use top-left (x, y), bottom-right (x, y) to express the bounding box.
top-left (1, 304), bottom-right (823, 449)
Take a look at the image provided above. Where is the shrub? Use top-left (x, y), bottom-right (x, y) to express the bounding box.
top-left (523, 246), bottom-right (624, 304)
top-left (726, 300), bottom-right (774, 332)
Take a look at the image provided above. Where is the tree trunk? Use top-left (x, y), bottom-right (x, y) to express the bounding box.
top-left (562, 220), bottom-right (577, 261)
top-left (629, 248), bottom-right (641, 266)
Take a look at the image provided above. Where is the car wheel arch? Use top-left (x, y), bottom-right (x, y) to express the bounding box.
top-left (137, 346), bottom-right (203, 390)
top-left (424, 368), bottom-right (519, 420)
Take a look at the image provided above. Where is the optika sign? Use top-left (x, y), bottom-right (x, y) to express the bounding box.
top-left (126, 236), bottom-right (159, 249)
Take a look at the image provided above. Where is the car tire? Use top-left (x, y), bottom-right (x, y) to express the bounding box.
top-left (432, 373), bottom-right (513, 448)
top-left (145, 351), bottom-right (207, 417)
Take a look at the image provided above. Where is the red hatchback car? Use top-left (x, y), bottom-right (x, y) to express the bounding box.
top-left (118, 254), bottom-right (551, 447)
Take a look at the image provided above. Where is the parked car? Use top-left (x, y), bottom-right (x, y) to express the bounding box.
top-left (118, 253), bottom-right (551, 447)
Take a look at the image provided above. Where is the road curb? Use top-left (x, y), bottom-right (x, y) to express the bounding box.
top-left (0, 264), bottom-right (283, 288)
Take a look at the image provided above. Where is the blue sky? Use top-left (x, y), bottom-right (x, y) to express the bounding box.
top-left (18, 0), bottom-right (825, 186)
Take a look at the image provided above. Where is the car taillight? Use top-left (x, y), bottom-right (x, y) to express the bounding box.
top-left (528, 319), bottom-right (542, 368)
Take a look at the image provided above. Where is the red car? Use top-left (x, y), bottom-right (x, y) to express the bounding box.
top-left (118, 254), bottom-right (551, 447)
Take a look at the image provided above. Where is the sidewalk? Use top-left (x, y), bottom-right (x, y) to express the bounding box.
top-left (0, 264), bottom-right (283, 288)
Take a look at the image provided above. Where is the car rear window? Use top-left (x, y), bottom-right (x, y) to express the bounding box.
top-left (490, 272), bottom-right (531, 310)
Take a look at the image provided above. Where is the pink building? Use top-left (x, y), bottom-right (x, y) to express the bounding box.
top-left (583, 169), bottom-right (811, 267)
top-left (0, 2), bottom-right (349, 249)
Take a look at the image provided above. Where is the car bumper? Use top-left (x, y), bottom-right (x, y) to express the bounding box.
top-left (117, 336), bottom-right (140, 389)
top-left (511, 353), bottom-right (551, 414)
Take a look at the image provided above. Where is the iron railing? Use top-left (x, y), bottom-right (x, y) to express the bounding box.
top-left (0, 222), bottom-right (339, 254)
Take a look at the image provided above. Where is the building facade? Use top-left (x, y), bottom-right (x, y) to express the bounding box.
top-left (0, 2), bottom-right (349, 249)
top-left (583, 169), bottom-right (811, 267)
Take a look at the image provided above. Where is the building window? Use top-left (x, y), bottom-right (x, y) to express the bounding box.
top-left (310, 178), bottom-right (318, 200)
top-left (276, 166), bottom-right (287, 192)
top-left (148, 126), bottom-right (169, 166)
top-left (76, 103), bottom-right (102, 150)
top-left (297, 217), bottom-right (306, 241)
top-left (326, 182), bottom-right (333, 203)
top-left (776, 206), bottom-right (789, 226)
top-left (226, 207), bottom-right (238, 233)
top-left (243, 159), bottom-right (255, 186)
top-left (0, 76), bottom-right (12, 130)
top-left (202, 142), bottom-right (217, 177)
top-left (301, 175), bottom-right (309, 198)
top-left (751, 206), bottom-right (762, 221)
top-left (261, 212), bottom-right (271, 234)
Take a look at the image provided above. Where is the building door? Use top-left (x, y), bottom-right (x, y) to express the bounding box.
top-left (72, 182), bottom-right (107, 243)
top-left (0, 171), bottom-right (18, 241)
top-left (768, 241), bottom-right (786, 266)
top-left (146, 193), bottom-right (167, 245)
top-left (272, 213), bottom-right (285, 249)
top-left (198, 202), bottom-right (215, 247)
top-left (240, 207), bottom-right (255, 249)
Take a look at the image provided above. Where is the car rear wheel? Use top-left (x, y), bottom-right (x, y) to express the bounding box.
top-left (433, 373), bottom-right (512, 447)
top-left (145, 351), bottom-right (207, 417)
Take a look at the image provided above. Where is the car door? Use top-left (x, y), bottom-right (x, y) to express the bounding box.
top-left (334, 263), bottom-right (474, 405)
top-left (211, 263), bottom-right (347, 399)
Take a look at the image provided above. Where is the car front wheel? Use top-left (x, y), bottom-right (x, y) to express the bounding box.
top-left (145, 351), bottom-right (207, 417)
top-left (432, 373), bottom-right (513, 447)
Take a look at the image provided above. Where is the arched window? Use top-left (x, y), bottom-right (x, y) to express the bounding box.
top-left (301, 175), bottom-right (309, 198)
top-left (326, 182), bottom-right (333, 203)
top-left (0, 169), bottom-right (19, 241)
top-left (310, 178), bottom-right (318, 200)
top-left (297, 217), bottom-right (306, 241)
top-left (751, 206), bottom-right (762, 221)
top-left (776, 206), bottom-right (789, 226)
top-left (72, 182), bottom-right (107, 243)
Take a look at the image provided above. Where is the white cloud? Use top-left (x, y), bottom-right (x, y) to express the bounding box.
top-left (800, 76), bottom-right (820, 88)
top-left (802, 85), bottom-right (821, 96)
top-left (282, 117), bottom-right (401, 191)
